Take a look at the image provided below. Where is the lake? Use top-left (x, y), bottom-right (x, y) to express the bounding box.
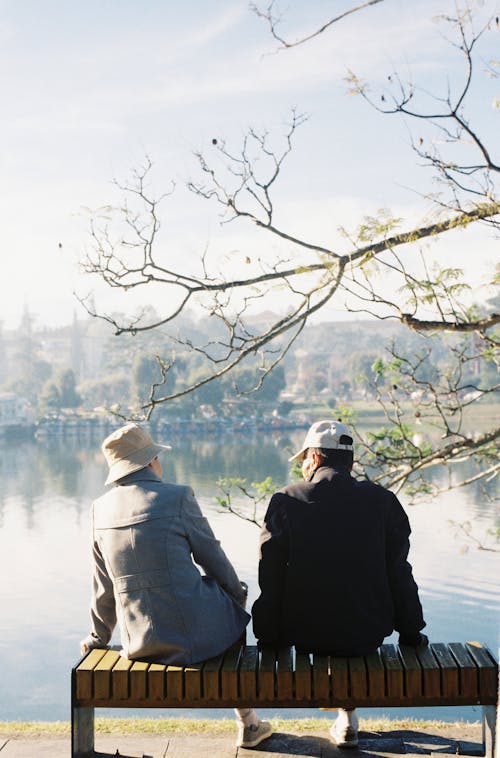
top-left (0, 430), bottom-right (498, 723)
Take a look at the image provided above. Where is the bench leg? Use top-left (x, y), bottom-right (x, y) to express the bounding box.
top-left (482, 705), bottom-right (496, 758)
top-left (71, 704), bottom-right (94, 758)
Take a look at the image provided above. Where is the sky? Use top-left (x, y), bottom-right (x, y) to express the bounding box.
top-left (1, 0), bottom-right (498, 330)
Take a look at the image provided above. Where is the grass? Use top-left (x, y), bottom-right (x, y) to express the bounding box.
top-left (300, 398), bottom-right (499, 426)
top-left (0, 716), bottom-right (481, 737)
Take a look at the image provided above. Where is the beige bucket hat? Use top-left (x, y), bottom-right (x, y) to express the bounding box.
top-left (289, 419), bottom-right (354, 462)
top-left (102, 423), bottom-right (172, 485)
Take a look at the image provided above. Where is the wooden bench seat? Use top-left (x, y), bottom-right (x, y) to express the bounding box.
top-left (72, 641), bottom-right (498, 757)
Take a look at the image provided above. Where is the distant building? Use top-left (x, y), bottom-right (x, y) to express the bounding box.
top-left (0, 392), bottom-right (35, 436)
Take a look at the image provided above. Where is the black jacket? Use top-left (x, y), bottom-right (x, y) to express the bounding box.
top-left (252, 466), bottom-right (425, 654)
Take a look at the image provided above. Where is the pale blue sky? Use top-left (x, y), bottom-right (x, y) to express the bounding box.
top-left (1, 0), bottom-right (498, 329)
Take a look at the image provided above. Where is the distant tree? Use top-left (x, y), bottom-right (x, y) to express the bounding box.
top-left (131, 352), bottom-right (179, 408)
top-left (39, 381), bottom-right (61, 412)
top-left (40, 369), bottom-right (80, 412)
top-left (0, 322), bottom-right (7, 385)
top-left (348, 352), bottom-right (383, 395)
top-left (78, 373), bottom-right (131, 409)
top-left (8, 308), bottom-right (53, 405)
top-left (185, 367), bottom-right (228, 410)
top-left (232, 363), bottom-right (286, 404)
top-left (70, 312), bottom-right (85, 380)
top-left (132, 354), bottom-right (163, 403)
top-left (278, 400), bottom-right (294, 417)
top-left (58, 369), bottom-right (81, 408)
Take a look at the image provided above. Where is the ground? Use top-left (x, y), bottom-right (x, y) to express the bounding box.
top-left (0, 717), bottom-right (488, 757)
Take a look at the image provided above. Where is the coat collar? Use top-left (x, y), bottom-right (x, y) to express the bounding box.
top-left (114, 467), bottom-right (163, 486)
top-left (309, 465), bottom-right (352, 483)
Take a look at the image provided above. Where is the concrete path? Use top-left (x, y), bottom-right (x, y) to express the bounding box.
top-left (0, 723), bottom-right (485, 757)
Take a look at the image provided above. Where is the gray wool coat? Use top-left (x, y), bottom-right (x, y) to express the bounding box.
top-left (81, 468), bottom-right (250, 665)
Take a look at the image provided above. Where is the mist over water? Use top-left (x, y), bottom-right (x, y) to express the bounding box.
top-left (0, 432), bottom-right (498, 722)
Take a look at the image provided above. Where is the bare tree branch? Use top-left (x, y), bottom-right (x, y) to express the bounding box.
top-left (251, 0), bottom-right (384, 50)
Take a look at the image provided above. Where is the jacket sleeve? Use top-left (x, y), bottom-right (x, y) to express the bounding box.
top-left (182, 489), bottom-right (247, 606)
top-left (386, 494), bottom-right (426, 636)
top-left (81, 506), bottom-right (117, 650)
top-left (252, 495), bottom-right (289, 645)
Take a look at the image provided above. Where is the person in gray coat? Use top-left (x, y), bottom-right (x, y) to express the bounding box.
top-left (80, 423), bottom-right (272, 749)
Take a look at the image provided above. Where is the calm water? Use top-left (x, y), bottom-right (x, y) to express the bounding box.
top-left (0, 432), bottom-right (498, 723)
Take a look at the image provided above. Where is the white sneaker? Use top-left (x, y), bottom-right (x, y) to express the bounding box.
top-left (329, 708), bottom-right (359, 749)
top-left (236, 719), bottom-right (273, 748)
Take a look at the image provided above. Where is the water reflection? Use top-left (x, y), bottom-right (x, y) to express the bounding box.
top-left (0, 434), bottom-right (498, 722)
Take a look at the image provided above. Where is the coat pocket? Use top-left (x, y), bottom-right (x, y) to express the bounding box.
top-left (115, 569), bottom-right (167, 593)
top-left (115, 570), bottom-right (167, 651)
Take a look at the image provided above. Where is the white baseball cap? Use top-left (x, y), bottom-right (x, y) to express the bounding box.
top-left (289, 419), bottom-right (354, 462)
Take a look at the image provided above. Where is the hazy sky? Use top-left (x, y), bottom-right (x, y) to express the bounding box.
top-left (1, 0), bottom-right (498, 329)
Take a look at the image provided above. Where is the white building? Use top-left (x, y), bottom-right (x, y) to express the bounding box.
top-left (0, 392), bottom-right (34, 431)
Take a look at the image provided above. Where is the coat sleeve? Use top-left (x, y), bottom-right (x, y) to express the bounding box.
top-left (181, 489), bottom-right (247, 606)
top-left (81, 506), bottom-right (117, 650)
top-left (252, 495), bottom-right (289, 645)
top-left (385, 494), bottom-right (426, 635)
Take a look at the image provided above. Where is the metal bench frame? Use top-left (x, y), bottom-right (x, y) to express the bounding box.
top-left (72, 641), bottom-right (498, 758)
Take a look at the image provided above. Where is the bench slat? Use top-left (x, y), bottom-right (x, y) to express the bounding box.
top-left (111, 656), bottom-right (133, 700)
top-left (239, 646), bottom-right (258, 701)
top-left (365, 651), bottom-right (385, 699)
top-left (94, 650), bottom-right (121, 699)
top-left (312, 654), bottom-right (330, 700)
top-left (76, 648), bottom-right (108, 699)
top-left (348, 657), bottom-right (367, 699)
top-left (331, 656), bottom-right (348, 700)
top-left (203, 654), bottom-right (224, 701)
top-left (432, 643), bottom-right (459, 698)
top-left (277, 647), bottom-right (293, 700)
top-left (258, 647), bottom-right (276, 701)
top-left (148, 663), bottom-right (166, 700)
top-left (416, 645), bottom-right (441, 698)
top-left (399, 645), bottom-right (422, 698)
top-left (221, 646), bottom-right (241, 700)
top-left (448, 643), bottom-right (478, 698)
top-left (184, 662), bottom-right (203, 702)
top-left (165, 665), bottom-right (184, 701)
top-left (130, 661), bottom-right (149, 700)
top-left (466, 642), bottom-right (498, 697)
top-left (295, 652), bottom-right (311, 700)
top-left (380, 644), bottom-right (403, 698)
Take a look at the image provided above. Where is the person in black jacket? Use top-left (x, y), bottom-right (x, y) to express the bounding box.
top-left (252, 419), bottom-right (427, 748)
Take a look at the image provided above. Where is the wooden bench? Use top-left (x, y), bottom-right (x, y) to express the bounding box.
top-left (72, 641), bottom-right (497, 757)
